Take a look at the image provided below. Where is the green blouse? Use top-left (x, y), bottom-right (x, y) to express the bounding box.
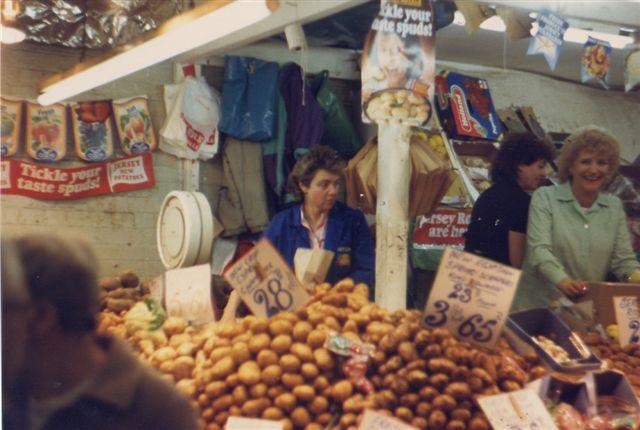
top-left (514, 182), bottom-right (640, 311)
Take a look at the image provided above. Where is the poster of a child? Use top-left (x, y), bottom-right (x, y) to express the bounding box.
top-left (361, 0), bottom-right (435, 127)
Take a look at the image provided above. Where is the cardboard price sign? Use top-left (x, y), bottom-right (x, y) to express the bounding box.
top-left (225, 417), bottom-right (283, 430)
top-left (423, 248), bottom-right (521, 349)
top-left (164, 264), bottom-right (214, 326)
top-left (478, 389), bottom-right (558, 430)
top-left (613, 296), bottom-right (640, 347)
top-left (357, 409), bottom-right (419, 430)
top-left (224, 239), bottom-right (310, 318)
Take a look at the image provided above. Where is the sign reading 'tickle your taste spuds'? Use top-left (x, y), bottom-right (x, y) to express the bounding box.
top-left (423, 248), bottom-right (521, 349)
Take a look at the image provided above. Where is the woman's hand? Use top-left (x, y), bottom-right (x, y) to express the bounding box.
top-left (556, 277), bottom-right (589, 299)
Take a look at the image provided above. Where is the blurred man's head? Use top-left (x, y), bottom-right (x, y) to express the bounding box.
top-left (2, 237), bottom-right (32, 386)
top-left (14, 233), bottom-right (99, 334)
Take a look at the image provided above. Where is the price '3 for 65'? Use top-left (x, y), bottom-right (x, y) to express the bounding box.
top-left (424, 299), bottom-right (497, 343)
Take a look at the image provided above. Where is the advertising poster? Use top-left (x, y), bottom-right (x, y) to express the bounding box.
top-left (361, 0), bottom-right (435, 128)
top-left (527, 10), bottom-right (569, 71)
top-left (581, 37), bottom-right (612, 89)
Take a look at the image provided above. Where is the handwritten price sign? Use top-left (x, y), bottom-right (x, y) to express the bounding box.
top-left (613, 296), bottom-right (640, 347)
top-left (423, 248), bottom-right (521, 349)
top-left (164, 264), bottom-right (214, 326)
top-left (478, 389), bottom-right (558, 430)
top-left (224, 239), bottom-right (310, 318)
top-left (358, 410), bottom-right (419, 430)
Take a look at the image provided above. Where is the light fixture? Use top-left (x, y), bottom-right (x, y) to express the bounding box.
top-left (37, 0), bottom-right (279, 106)
top-left (1, 0), bottom-right (25, 44)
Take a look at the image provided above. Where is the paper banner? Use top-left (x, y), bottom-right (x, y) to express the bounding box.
top-left (527, 10), bottom-right (569, 70)
top-left (361, 0), bottom-right (435, 128)
top-left (1, 152), bottom-right (155, 200)
top-left (581, 37), bottom-right (612, 89)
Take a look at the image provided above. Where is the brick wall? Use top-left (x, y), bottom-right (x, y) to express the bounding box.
top-left (1, 42), bottom-right (185, 278)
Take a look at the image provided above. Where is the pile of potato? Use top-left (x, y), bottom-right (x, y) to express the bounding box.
top-left (96, 275), bottom-right (554, 430)
top-left (584, 334), bottom-right (640, 397)
top-left (97, 269), bottom-right (149, 314)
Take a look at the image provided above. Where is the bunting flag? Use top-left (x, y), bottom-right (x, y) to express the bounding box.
top-left (581, 37), bottom-right (612, 89)
top-left (527, 10), bottom-right (569, 71)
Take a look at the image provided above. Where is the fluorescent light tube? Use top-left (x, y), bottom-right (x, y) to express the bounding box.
top-left (38, 0), bottom-right (276, 106)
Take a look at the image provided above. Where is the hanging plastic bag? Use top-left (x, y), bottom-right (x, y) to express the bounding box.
top-left (309, 70), bottom-right (363, 158)
top-left (218, 55), bottom-right (278, 141)
top-left (159, 76), bottom-right (220, 160)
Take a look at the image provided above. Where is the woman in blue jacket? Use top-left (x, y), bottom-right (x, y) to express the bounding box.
top-left (263, 146), bottom-right (375, 287)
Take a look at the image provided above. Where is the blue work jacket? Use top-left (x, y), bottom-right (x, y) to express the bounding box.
top-left (262, 201), bottom-right (375, 287)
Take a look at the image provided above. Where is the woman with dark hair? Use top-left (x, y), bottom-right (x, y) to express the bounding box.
top-left (464, 133), bottom-right (553, 267)
top-left (515, 127), bottom-right (640, 310)
top-left (263, 146), bottom-right (375, 287)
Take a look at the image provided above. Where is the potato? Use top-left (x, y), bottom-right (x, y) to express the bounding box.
top-left (407, 370), bottom-right (429, 387)
top-left (279, 354), bottom-right (301, 373)
top-left (446, 420), bottom-right (466, 430)
top-left (172, 356), bottom-right (195, 380)
top-left (251, 349), bottom-right (276, 368)
top-left (291, 407), bottom-right (311, 428)
top-left (429, 373), bottom-right (450, 391)
top-left (274, 392), bottom-right (297, 412)
top-left (271, 335), bottom-right (293, 355)
top-left (445, 382), bottom-right (471, 400)
top-left (211, 394), bottom-right (234, 413)
top-left (201, 407), bottom-right (214, 422)
top-left (428, 410), bottom-right (447, 430)
top-left (209, 346), bottom-right (233, 363)
top-left (99, 276), bottom-right (122, 291)
top-left (450, 408), bottom-right (472, 422)
top-left (292, 321), bottom-right (313, 342)
top-left (151, 346), bottom-right (178, 366)
top-left (232, 385), bottom-right (249, 405)
top-left (339, 413), bottom-right (357, 428)
top-left (241, 398), bottom-right (270, 417)
top-left (331, 380), bottom-right (353, 402)
top-left (262, 407), bottom-right (284, 420)
top-left (412, 417), bottom-right (429, 429)
top-left (316, 413), bottom-right (333, 426)
top-left (309, 396), bottom-right (329, 414)
top-left (313, 375), bottom-right (330, 391)
top-left (292, 384), bottom-right (316, 402)
top-left (225, 373), bottom-right (240, 389)
top-left (238, 361), bottom-right (261, 385)
top-left (468, 417), bottom-right (490, 430)
top-left (249, 333), bottom-right (271, 354)
top-left (269, 319), bottom-right (293, 337)
top-left (419, 386), bottom-right (439, 402)
top-left (282, 373), bottom-right (305, 389)
top-left (261, 364), bottom-right (283, 386)
top-left (267, 386), bottom-right (284, 399)
top-left (398, 342), bottom-right (418, 362)
top-left (301, 362), bottom-right (319, 379)
top-left (432, 394), bottom-right (457, 412)
top-left (396, 406), bottom-right (414, 422)
top-left (307, 329), bottom-right (328, 349)
top-left (400, 393), bottom-right (420, 408)
top-left (210, 356), bottom-right (235, 380)
top-left (249, 318), bottom-right (269, 334)
top-left (313, 348), bottom-right (335, 370)
top-left (290, 343), bottom-right (314, 362)
top-left (305, 424), bottom-right (323, 430)
top-left (249, 383), bottom-right (268, 399)
top-left (415, 401), bottom-right (431, 418)
top-left (428, 358), bottom-right (457, 374)
top-left (281, 418), bottom-right (293, 430)
top-left (205, 381), bottom-right (227, 398)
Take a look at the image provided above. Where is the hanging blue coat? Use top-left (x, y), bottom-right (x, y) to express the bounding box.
top-left (262, 201), bottom-right (375, 287)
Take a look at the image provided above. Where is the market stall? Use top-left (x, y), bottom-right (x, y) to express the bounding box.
top-left (2, 0), bottom-right (640, 429)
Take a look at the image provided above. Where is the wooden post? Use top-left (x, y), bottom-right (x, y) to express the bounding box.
top-left (375, 122), bottom-right (411, 311)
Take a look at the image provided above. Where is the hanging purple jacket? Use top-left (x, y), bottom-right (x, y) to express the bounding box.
top-left (278, 63), bottom-right (324, 184)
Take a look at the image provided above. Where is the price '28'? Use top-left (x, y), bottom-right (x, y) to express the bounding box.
top-left (253, 277), bottom-right (293, 317)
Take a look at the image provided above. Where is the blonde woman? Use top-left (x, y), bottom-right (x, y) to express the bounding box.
top-left (515, 127), bottom-right (640, 310)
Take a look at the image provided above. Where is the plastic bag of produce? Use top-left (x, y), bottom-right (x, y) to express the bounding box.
top-left (159, 76), bottom-right (220, 160)
top-left (218, 55), bottom-right (279, 141)
top-left (124, 298), bottom-right (166, 335)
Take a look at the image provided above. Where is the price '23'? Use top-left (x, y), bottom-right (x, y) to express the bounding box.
top-left (253, 277), bottom-right (293, 317)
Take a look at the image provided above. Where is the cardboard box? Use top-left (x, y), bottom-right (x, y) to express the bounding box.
top-left (577, 282), bottom-right (640, 327)
top-left (435, 71), bottom-right (503, 142)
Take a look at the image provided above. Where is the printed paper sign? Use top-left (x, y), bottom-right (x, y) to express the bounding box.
top-left (224, 238), bottom-right (310, 318)
top-left (164, 264), bottom-right (214, 326)
top-left (423, 248), bottom-right (521, 349)
top-left (527, 10), bottom-right (569, 70)
top-left (1, 98), bottom-right (22, 157)
top-left (581, 37), bottom-right (612, 89)
top-left (613, 296), bottom-right (640, 347)
top-left (361, 0), bottom-right (435, 127)
top-left (225, 417), bottom-right (283, 430)
top-left (358, 409), bottom-right (418, 430)
top-left (478, 389), bottom-right (558, 430)
top-left (413, 208), bottom-right (471, 250)
top-left (0, 153), bottom-right (155, 200)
